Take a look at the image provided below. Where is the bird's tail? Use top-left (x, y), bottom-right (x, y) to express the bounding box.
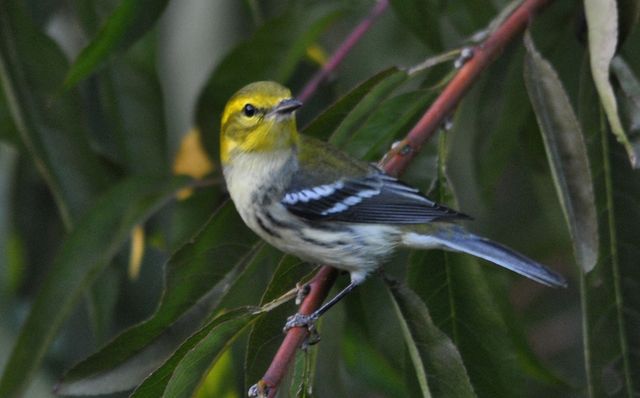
top-left (402, 227), bottom-right (567, 288)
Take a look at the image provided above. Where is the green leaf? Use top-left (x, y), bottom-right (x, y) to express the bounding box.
top-left (0, 2), bottom-right (111, 228)
top-left (100, 35), bottom-right (169, 174)
top-left (343, 89), bottom-right (435, 161)
top-left (131, 308), bottom-right (258, 398)
top-left (578, 56), bottom-right (640, 398)
top-left (471, 47), bottom-right (533, 204)
top-left (388, 281), bottom-right (476, 398)
top-left (329, 70), bottom-right (408, 147)
top-left (389, 0), bottom-right (443, 51)
top-left (64, 0), bottom-right (172, 87)
top-left (584, 0), bottom-right (640, 168)
top-left (408, 132), bottom-right (551, 396)
top-left (56, 203), bottom-right (259, 395)
top-left (0, 175), bottom-right (187, 398)
top-left (523, 31), bottom-right (598, 272)
top-left (302, 67), bottom-right (403, 140)
top-left (341, 326), bottom-right (409, 397)
top-left (618, 0), bottom-right (640, 46)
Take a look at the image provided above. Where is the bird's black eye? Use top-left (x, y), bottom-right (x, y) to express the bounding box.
top-left (242, 104), bottom-right (256, 117)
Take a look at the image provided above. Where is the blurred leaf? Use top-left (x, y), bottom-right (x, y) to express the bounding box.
top-left (0, 2), bottom-right (111, 228)
top-left (0, 175), bottom-right (187, 398)
top-left (444, 0), bottom-right (496, 37)
top-left (0, 81), bottom-right (19, 146)
top-left (0, 143), bottom-right (19, 298)
top-left (108, 36), bottom-right (170, 175)
top-left (389, 0), bottom-right (443, 51)
top-left (128, 224), bottom-right (145, 280)
top-left (67, 0), bottom-right (100, 36)
top-left (341, 326), bottom-right (411, 397)
top-left (329, 69), bottom-right (408, 147)
top-left (472, 48), bottom-right (532, 204)
top-left (584, 0), bottom-right (640, 168)
top-left (64, 0), bottom-right (171, 87)
top-left (618, 0), bottom-right (640, 46)
top-left (86, 267), bottom-right (120, 344)
top-left (132, 308), bottom-right (258, 398)
top-left (343, 89), bottom-right (435, 161)
top-left (173, 128), bottom-right (215, 179)
top-left (302, 67), bottom-right (402, 140)
top-left (56, 204), bottom-right (259, 395)
top-left (194, 349), bottom-right (238, 398)
top-left (196, 7), bottom-right (342, 155)
top-left (579, 57), bottom-right (640, 398)
top-left (407, 133), bottom-right (542, 396)
top-left (388, 281), bottom-right (476, 398)
top-left (611, 56), bottom-right (640, 134)
top-left (523, 31), bottom-right (598, 272)
top-left (173, 128), bottom-right (215, 200)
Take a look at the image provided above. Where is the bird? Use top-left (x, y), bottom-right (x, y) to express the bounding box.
top-left (219, 81), bottom-right (567, 327)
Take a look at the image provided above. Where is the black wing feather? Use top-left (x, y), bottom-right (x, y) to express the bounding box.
top-left (282, 168), bottom-right (468, 224)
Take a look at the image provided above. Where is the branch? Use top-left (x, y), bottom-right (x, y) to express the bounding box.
top-left (255, 0), bottom-right (553, 395)
top-left (381, 0), bottom-right (551, 175)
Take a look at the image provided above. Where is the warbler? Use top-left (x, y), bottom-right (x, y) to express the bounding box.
top-left (220, 81), bottom-right (566, 323)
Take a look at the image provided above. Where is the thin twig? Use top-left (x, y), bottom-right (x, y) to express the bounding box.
top-left (297, 0), bottom-right (390, 102)
top-left (256, 0), bottom-right (553, 395)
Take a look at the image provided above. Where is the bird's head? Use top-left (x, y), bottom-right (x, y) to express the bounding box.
top-left (220, 81), bottom-right (302, 165)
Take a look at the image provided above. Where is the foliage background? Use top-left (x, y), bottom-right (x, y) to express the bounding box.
top-left (0, 0), bottom-right (639, 397)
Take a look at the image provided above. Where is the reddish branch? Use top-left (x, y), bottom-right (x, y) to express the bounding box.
top-left (256, 0), bottom-right (552, 395)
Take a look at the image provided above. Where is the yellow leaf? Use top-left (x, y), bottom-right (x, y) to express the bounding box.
top-left (306, 43), bottom-right (328, 66)
top-left (173, 128), bottom-right (215, 199)
top-left (194, 349), bottom-right (239, 398)
top-left (128, 225), bottom-right (145, 280)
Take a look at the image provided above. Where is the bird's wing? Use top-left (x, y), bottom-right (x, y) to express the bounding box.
top-left (282, 137), bottom-right (467, 224)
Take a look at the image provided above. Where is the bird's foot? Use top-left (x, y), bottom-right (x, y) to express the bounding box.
top-left (295, 282), bottom-right (311, 305)
top-left (283, 313), bottom-right (321, 345)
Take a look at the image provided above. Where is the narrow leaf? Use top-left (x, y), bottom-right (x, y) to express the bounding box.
top-left (0, 2), bottom-right (111, 227)
top-left (389, 0), bottom-right (443, 50)
top-left (329, 70), bottom-right (408, 147)
top-left (579, 57), bottom-right (640, 398)
top-left (584, 0), bottom-right (640, 168)
top-left (0, 175), bottom-right (186, 398)
top-left (56, 204), bottom-right (259, 395)
top-left (344, 89), bottom-right (435, 161)
top-left (131, 308), bottom-right (257, 397)
top-left (388, 281), bottom-right (476, 398)
top-left (611, 56), bottom-right (640, 135)
top-left (523, 31), bottom-right (598, 272)
top-left (65, 0), bottom-right (171, 87)
top-left (302, 67), bottom-right (401, 140)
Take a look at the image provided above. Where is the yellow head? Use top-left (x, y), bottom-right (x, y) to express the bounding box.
top-left (220, 81), bottom-right (302, 165)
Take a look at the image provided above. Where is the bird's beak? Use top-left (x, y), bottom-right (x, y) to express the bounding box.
top-left (272, 98), bottom-right (303, 116)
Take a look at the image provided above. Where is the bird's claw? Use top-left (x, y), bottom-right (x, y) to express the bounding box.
top-left (283, 313), bottom-right (321, 345)
top-left (295, 283), bottom-right (311, 305)
top-left (248, 380), bottom-right (270, 398)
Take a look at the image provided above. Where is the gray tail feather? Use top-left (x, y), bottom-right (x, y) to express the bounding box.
top-left (406, 229), bottom-right (568, 288)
